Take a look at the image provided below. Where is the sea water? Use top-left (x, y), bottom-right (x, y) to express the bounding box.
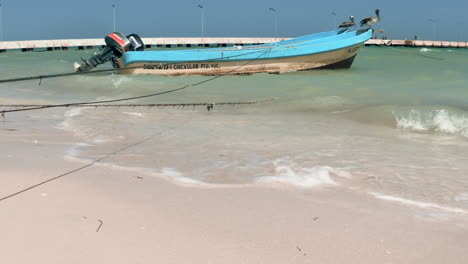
top-left (1, 46), bottom-right (468, 219)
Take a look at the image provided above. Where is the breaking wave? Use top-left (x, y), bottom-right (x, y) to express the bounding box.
top-left (394, 109), bottom-right (468, 138)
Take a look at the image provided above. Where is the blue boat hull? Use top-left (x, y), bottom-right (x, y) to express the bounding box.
top-left (118, 29), bottom-right (372, 75)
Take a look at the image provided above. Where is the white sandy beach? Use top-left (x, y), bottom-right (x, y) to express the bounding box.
top-left (1, 109), bottom-right (467, 264)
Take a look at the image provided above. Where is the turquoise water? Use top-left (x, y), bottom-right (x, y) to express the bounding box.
top-left (1, 47), bottom-right (468, 220)
top-left (1, 47), bottom-right (467, 108)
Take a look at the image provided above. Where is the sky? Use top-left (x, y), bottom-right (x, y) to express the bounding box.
top-left (0, 0), bottom-right (467, 42)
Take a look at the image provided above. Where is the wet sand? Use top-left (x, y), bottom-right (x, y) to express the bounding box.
top-left (1, 110), bottom-right (467, 264)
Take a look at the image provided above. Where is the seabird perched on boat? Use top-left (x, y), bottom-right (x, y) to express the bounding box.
top-left (338, 16), bottom-right (355, 28)
top-left (360, 9), bottom-right (380, 28)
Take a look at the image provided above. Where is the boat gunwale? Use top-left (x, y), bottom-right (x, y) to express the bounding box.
top-left (171, 29), bottom-right (350, 52)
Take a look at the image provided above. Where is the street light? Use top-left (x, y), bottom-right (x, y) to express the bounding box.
top-left (331, 12), bottom-right (337, 29)
top-left (113, 2), bottom-right (117, 32)
top-left (112, 2), bottom-right (116, 32)
top-left (197, 4), bottom-right (204, 38)
top-left (427, 18), bottom-right (437, 40)
top-left (269, 8), bottom-right (277, 40)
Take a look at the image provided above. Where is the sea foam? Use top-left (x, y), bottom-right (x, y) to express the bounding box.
top-left (58, 107), bottom-right (86, 131)
top-left (419, 48), bottom-right (441, 53)
top-left (64, 142), bottom-right (91, 161)
top-left (111, 74), bottom-right (131, 88)
top-left (64, 107), bottom-right (84, 118)
top-left (64, 141), bottom-right (205, 186)
top-left (123, 112), bottom-right (144, 117)
top-left (255, 158), bottom-right (351, 188)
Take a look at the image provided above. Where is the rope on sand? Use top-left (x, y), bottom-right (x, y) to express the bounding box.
top-left (0, 132), bottom-right (159, 203)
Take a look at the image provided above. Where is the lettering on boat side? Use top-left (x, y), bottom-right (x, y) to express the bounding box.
top-left (143, 63), bottom-right (221, 70)
top-left (347, 46), bottom-right (360, 53)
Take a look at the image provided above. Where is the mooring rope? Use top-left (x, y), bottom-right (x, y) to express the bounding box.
top-left (362, 28), bottom-right (446, 61)
top-left (0, 48), bottom-right (271, 116)
top-left (0, 65), bottom-right (143, 84)
top-left (0, 48), bottom-right (272, 84)
top-left (381, 43), bottom-right (445, 61)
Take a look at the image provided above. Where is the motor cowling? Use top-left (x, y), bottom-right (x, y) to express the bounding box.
top-left (127, 34), bottom-right (145, 52)
top-left (74, 32), bottom-right (144, 73)
top-left (105, 32), bottom-right (132, 56)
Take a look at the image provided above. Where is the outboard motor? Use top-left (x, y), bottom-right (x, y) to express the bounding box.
top-left (74, 32), bottom-right (144, 72)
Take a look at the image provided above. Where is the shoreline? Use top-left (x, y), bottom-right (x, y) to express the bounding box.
top-left (62, 139), bottom-right (468, 217)
top-left (1, 109), bottom-right (467, 263)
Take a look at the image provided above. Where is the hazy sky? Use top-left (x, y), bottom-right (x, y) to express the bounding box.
top-left (0, 0), bottom-right (467, 41)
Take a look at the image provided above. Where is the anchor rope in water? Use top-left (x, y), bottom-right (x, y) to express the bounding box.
top-left (381, 42), bottom-right (445, 60)
top-left (0, 99), bottom-right (276, 109)
top-left (0, 48), bottom-right (272, 116)
top-left (367, 30), bottom-right (445, 61)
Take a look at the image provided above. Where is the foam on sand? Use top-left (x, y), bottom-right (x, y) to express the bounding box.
top-left (64, 108), bottom-right (84, 118)
top-left (65, 143), bottom-right (205, 186)
top-left (123, 112), bottom-right (144, 117)
top-left (370, 192), bottom-right (467, 214)
top-left (58, 107), bottom-right (88, 131)
top-left (454, 193), bottom-right (468, 202)
top-left (64, 142), bottom-right (90, 159)
top-left (256, 158), bottom-right (351, 188)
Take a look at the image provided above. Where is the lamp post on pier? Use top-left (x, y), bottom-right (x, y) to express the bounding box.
top-left (331, 12), bottom-right (337, 29)
top-left (112, 2), bottom-right (116, 32)
top-left (269, 7), bottom-right (277, 40)
top-left (427, 18), bottom-right (437, 40)
top-left (0, 0), bottom-right (4, 41)
top-left (197, 4), bottom-right (205, 38)
top-left (112, 1), bottom-right (115, 32)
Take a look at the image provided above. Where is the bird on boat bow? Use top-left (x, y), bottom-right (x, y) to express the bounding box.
top-left (338, 16), bottom-right (355, 28)
top-left (360, 9), bottom-right (380, 28)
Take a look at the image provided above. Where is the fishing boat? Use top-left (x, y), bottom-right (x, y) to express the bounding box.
top-left (74, 29), bottom-right (373, 76)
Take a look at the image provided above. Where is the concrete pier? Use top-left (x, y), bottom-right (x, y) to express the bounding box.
top-left (0, 37), bottom-right (467, 53)
top-left (365, 39), bottom-right (467, 48)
